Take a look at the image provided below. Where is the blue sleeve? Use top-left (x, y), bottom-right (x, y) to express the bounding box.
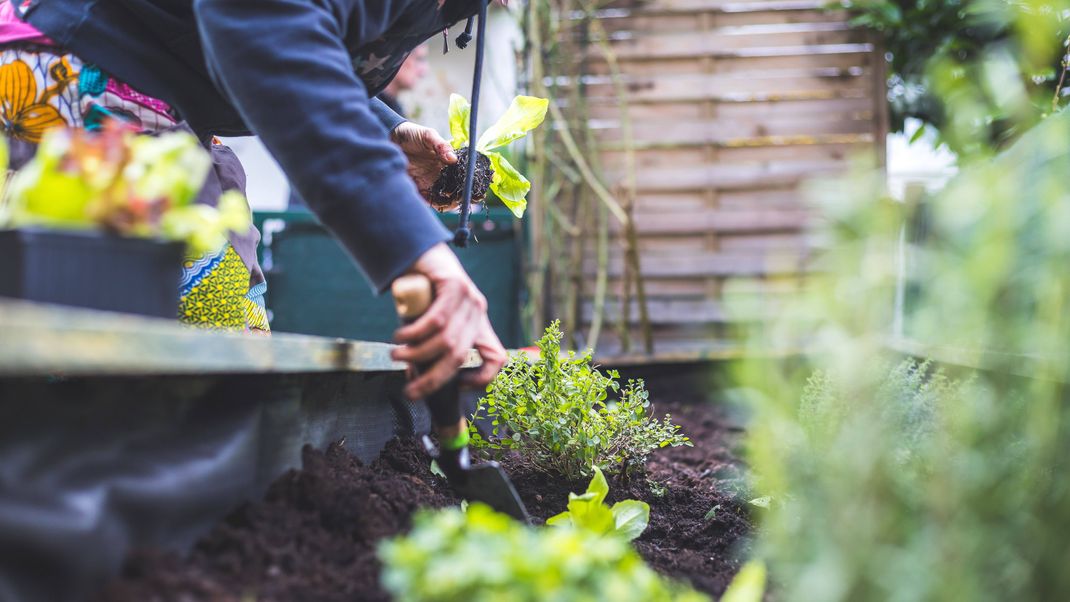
top-left (193, 0), bottom-right (449, 293)
top-left (371, 97), bottom-right (407, 132)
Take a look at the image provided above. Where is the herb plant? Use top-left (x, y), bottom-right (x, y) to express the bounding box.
top-left (439, 93), bottom-right (548, 218)
top-left (0, 126), bottom-right (250, 255)
top-left (546, 465), bottom-right (650, 542)
top-left (469, 321), bottom-right (690, 480)
top-left (737, 35), bottom-right (1070, 596)
top-left (378, 503), bottom-right (706, 602)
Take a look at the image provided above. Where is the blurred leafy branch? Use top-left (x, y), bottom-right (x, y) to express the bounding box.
top-left (842, 0), bottom-right (1070, 153)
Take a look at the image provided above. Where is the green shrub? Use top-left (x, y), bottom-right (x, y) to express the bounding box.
top-left (378, 504), bottom-right (707, 602)
top-left (469, 321), bottom-right (690, 480)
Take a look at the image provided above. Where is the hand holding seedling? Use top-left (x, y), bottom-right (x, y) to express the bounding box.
top-left (390, 122), bottom-right (458, 206)
top-left (390, 242), bottom-right (507, 399)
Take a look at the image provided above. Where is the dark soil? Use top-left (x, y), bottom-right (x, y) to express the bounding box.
top-left (428, 146), bottom-right (493, 211)
top-left (501, 400), bottom-right (753, 595)
top-left (98, 401), bottom-right (751, 601)
top-left (97, 439), bottom-right (459, 602)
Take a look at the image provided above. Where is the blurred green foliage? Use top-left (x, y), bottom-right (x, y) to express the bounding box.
top-left (736, 2), bottom-right (1070, 598)
top-left (469, 321), bottom-right (690, 480)
top-left (378, 503), bottom-right (707, 602)
top-left (845, 0), bottom-right (1070, 152)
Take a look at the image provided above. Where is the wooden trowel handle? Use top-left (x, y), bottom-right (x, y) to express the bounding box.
top-left (392, 274), bottom-right (434, 320)
top-left (391, 274), bottom-right (467, 447)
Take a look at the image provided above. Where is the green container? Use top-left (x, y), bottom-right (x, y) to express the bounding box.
top-left (254, 209), bottom-right (523, 347)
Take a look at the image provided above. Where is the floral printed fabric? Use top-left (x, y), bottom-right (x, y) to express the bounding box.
top-left (0, 45), bottom-right (269, 332)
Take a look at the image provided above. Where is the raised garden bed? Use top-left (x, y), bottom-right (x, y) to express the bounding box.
top-left (97, 400), bottom-right (751, 601)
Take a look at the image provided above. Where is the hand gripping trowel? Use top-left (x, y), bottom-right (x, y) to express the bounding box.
top-left (391, 273), bottom-right (531, 523)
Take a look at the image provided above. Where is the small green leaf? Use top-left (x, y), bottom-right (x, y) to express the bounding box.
top-left (703, 505), bottom-right (721, 521)
top-left (429, 460), bottom-right (446, 479)
top-left (586, 465), bottom-right (610, 505)
top-left (476, 95), bottom-right (549, 151)
top-left (485, 150), bottom-right (529, 218)
top-left (719, 561), bottom-right (766, 602)
top-left (748, 496), bottom-right (772, 508)
top-left (610, 499), bottom-right (650, 541)
top-left (546, 510), bottom-right (570, 526)
top-left (909, 123), bottom-right (928, 144)
top-left (447, 93), bottom-right (471, 150)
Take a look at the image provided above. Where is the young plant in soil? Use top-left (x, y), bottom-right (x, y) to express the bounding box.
top-left (546, 465), bottom-right (650, 542)
top-left (428, 93), bottom-right (548, 217)
top-left (378, 503), bottom-right (707, 602)
top-left (469, 321), bottom-right (691, 480)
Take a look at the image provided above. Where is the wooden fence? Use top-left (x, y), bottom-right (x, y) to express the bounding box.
top-left (540, 0), bottom-right (887, 358)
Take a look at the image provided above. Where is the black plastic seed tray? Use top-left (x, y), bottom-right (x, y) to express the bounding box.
top-left (0, 228), bottom-right (184, 318)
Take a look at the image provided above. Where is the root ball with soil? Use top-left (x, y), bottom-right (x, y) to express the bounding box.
top-left (429, 146), bottom-right (493, 211)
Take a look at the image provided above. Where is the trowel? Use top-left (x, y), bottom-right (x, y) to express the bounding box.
top-left (392, 273), bottom-right (531, 523)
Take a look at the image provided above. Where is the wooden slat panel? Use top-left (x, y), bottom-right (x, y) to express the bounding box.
top-left (544, 0), bottom-right (883, 359)
top-left (583, 251), bottom-right (808, 278)
top-left (606, 208), bottom-right (812, 234)
top-left (584, 27), bottom-right (870, 61)
top-left (599, 141), bottom-right (865, 169)
top-left (596, 8), bottom-right (848, 32)
top-left (600, 0), bottom-right (837, 14)
top-left (568, 69), bottom-right (872, 104)
top-left (591, 113), bottom-right (873, 145)
top-left (575, 49), bottom-right (873, 77)
top-left (604, 161), bottom-right (844, 192)
top-left (583, 95), bottom-right (876, 119)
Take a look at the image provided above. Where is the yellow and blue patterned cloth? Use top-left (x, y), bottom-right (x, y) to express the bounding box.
top-left (0, 44), bottom-right (269, 332)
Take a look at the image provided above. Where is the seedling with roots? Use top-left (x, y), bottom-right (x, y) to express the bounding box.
top-left (429, 93), bottom-right (548, 217)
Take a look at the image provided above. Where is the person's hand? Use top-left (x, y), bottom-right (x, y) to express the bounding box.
top-left (391, 122), bottom-right (457, 203)
top-left (390, 242), bottom-right (507, 400)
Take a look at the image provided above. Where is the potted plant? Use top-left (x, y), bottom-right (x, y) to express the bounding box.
top-left (0, 125), bottom-right (250, 318)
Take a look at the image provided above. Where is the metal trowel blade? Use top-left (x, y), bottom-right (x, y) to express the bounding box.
top-left (451, 461), bottom-right (531, 524)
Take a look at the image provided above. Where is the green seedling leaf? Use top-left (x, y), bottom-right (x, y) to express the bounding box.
top-left (446, 93), bottom-right (470, 149)
top-left (703, 505), bottom-right (721, 522)
top-left (429, 460), bottom-right (446, 479)
top-left (476, 95), bottom-right (549, 151)
top-left (719, 561), bottom-right (766, 602)
top-left (610, 499), bottom-right (650, 542)
top-left (748, 496), bottom-right (772, 509)
top-left (485, 150), bottom-right (529, 218)
top-left (379, 504), bottom-right (708, 601)
top-left (548, 464), bottom-right (649, 541)
top-left (586, 464), bottom-right (610, 505)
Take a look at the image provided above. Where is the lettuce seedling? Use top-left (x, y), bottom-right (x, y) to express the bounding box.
top-left (378, 503), bottom-right (707, 602)
top-left (546, 465), bottom-right (650, 542)
top-left (432, 93), bottom-right (548, 218)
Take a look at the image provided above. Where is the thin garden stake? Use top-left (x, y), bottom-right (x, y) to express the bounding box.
top-left (453, 0), bottom-right (489, 248)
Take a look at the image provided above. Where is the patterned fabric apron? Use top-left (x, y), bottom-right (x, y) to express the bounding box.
top-left (0, 44), bottom-right (270, 332)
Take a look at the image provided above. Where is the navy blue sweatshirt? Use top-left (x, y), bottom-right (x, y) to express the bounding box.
top-left (21, 0), bottom-right (482, 292)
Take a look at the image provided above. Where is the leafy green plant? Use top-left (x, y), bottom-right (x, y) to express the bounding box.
top-left (469, 321), bottom-right (691, 480)
top-left (446, 93), bottom-right (548, 217)
top-left (0, 126), bottom-right (250, 255)
top-left (546, 465), bottom-right (650, 541)
top-left (843, 0), bottom-right (1070, 151)
top-left (735, 18), bottom-right (1070, 596)
top-left (378, 503), bottom-right (706, 602)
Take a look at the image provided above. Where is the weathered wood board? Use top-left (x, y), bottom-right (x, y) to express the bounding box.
top-left (551, 0), bottom-right (887, 356)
